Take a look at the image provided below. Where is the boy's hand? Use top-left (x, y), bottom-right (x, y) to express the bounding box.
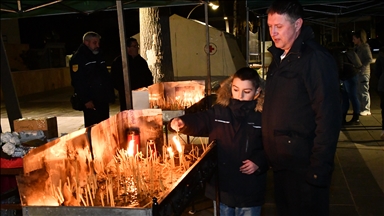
top-left (170, 118), bottom-right (185, 131)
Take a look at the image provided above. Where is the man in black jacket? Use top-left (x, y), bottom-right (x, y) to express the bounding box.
top-left (70, 31), bottom-right (115, 127)
top-left (262, 1), bottom-right (341, 215)
top-left (111, 38), bottom-right (153, 111)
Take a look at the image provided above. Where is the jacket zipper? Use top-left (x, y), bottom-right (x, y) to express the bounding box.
top-left (245, 136), bottom-right (249, 153)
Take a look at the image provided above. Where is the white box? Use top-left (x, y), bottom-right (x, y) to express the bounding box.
top-left (132, 90), bottom-right (150, 110)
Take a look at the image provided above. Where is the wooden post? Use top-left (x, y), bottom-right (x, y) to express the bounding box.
top-left (116, 0), bottom-right (133, 110)
top-left (0, 34), bottom-right (22, 131)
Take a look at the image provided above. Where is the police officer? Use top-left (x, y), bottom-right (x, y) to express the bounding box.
top-left (70, 31), bottom-right (115, 127)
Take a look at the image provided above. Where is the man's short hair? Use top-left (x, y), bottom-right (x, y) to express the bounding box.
top-left (267, 0), bottom-right (303, 23)
top-left (83, 31), bottom-right (101, 42)
top-left (126, 38), bottom-right (138, 47)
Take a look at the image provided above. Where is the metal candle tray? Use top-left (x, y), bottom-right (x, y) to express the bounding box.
top-left (21, 143), bottom-right (217, 216)
top-left (17, 110), bottom-right (217, 216)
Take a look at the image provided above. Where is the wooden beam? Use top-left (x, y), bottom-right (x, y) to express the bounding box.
top-left (0, 34), bottom-right (22, 132)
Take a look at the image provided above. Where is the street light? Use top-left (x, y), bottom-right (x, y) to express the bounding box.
top-left (224, 16), bottom-right (229, 33)
top-left (186, 1), bottom-right (219, 19)
top-left (209, 2), bottom-right (219, 10)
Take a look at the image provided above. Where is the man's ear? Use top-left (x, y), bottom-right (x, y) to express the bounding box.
top-left (295, 18), bottom-right (303, 32)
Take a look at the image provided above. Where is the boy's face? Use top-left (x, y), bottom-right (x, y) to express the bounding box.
top-left (231, 77), bottom-right (257, 101)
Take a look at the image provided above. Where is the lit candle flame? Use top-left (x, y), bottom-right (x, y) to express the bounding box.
top-left (127, 140), bottom-right (135, 157)
top-left (172, 136), bottom-right (182, 153)
top-left (167, 147), bottom-right (174, 157)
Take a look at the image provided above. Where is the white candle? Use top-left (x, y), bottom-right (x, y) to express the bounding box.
top-left (172, 136), bottom-right (184, 168)
top-left (127, 139), bottom-right (135, 157)
top-left (167, 147), bottom-right (175, 169)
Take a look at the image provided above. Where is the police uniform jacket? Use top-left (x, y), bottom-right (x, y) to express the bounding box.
top-left (70, 44), bottom-right (114, 105)
top-left (262, 26), bottom-right (342, 187)
top-left (177, 87), bottom-right (268, 207)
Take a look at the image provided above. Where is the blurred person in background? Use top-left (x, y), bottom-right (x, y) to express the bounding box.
top-left (352, 29), bottom-right (373, 116)
top-left (111, 38), bottom-right (153, 111)
top-left (329, 44), bottom-right (362, 125)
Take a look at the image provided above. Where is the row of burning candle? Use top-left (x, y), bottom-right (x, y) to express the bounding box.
top-left (126, 134), bottom-right (186, 166)
top-left (48, 134), bottom-right (207, 207)
top-left (149, 92), bottom-right (204, 110)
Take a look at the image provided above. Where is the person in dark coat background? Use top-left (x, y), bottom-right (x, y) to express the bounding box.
top-left (70, 31), bottom-right (115, 127)
top-left (170, 67), bottom-right (268, 216)
top-left (262, 1), bottom-right (342, 215)
top-left (111, 37), bottom-right (153, 111)
top-left (329, 45), bottom-right (362, 125)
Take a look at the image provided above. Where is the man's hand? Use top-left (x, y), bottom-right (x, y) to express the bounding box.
top-left (85, 101), bottom-right (95, 110)
top-left (240, 160), bottom-right (259, 174)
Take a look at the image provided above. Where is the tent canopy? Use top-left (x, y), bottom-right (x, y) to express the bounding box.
top-left (3, 1), bottom-right (383, 21)
top-left (0, 0), bottom-right (201, 19)
top-left (247, 0), bottom-right (384, 18)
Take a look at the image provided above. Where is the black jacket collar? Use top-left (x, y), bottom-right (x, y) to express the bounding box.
top-left (76, 43), bottom-right (103, 58)
top-left (228, 98), bottom-right (256, 118)
top-left (268, 26), bottom-right (314, 57)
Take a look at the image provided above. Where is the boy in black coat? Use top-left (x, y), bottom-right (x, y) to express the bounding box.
top-left (170, 67), bottom-right (268, 216)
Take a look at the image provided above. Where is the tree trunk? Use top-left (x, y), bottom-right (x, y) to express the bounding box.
top-left (139, 7), bottom-right (174, 83)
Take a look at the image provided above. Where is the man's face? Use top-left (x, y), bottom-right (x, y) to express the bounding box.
top-left (85, 37), bottom-right (100, 54)
top-left (267, 13), bottom-right (301, 52)
top-left (352, 35), bottom-right (360, 46)
top-left (127, 41), bottom-right (139, 57)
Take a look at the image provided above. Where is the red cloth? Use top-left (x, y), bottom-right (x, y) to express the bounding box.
top-left (0, 157), bottom-right (23, 168)
top-left (0, 157), bottom-right (23, 194)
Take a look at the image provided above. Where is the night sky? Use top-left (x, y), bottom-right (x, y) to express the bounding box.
top-left (18, 9), bottom-right (140, 64)
top-left (17, 4), bottom-right (228, 65)
top-left (15, 2), bottom-right (384, 65)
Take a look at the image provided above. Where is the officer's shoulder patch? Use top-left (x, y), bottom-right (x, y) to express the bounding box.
top-left (72, 64), bottom-right (78, 72)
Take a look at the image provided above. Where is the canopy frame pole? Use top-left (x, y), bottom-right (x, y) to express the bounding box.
top-left (116, 0), bottom-right (132, 110)
top-left (1, 34), bottom-right (22, 131)
top-left (204, 0), bottom-right (211, 96)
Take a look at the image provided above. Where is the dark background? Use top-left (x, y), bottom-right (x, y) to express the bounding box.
top-left (18, 9), bottom-right (140, 65)
top-left (17, 4), bottom-right (227, 65)
top-left (16, 2), bottom-right (384, 66)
